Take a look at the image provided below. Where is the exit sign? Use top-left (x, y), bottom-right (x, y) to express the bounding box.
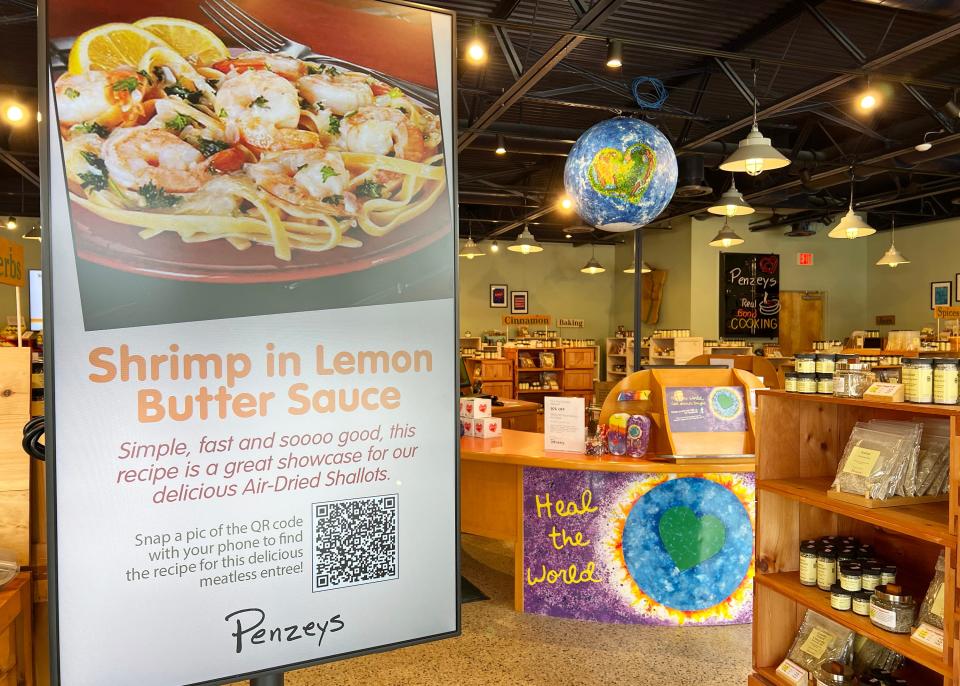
top-left (797, 252), bottom-right (814, 266)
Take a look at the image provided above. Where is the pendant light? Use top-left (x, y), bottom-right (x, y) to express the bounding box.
top-left (623, 262), bottom-right (635, 274)
top-left (508, 225), bottom-right (543, 254)
top-left (458, 236), bottom-right (484, 259)
top-left (720, 63), bottom-right (790, 176)
top-left (641, 262), bottom-right (653, 273)
top-left (466, 22), bottom-right (487, 64)
top-left (5, 217), bottom-right (15, 230)
top-left (23, 225), bottom-right (40, 241)
top-left (605, 39), bottom-right (623, 69)
top-left (707, 177), bottom-right (754, 216)
top-left (708, 218), bottom-right (744, 248)
top-left (490, 239), bottom-right (499, 253)
top-left (875, 218), bottom-right (909, 268)
top-left (495, 134), bottom-right (506, 155)
top-left (828, 170), bottom-right (876, 239)
top-left (580, 245), bottom-right (605, 274)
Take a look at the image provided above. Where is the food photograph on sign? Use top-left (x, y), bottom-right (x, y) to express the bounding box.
top-left (48, 0), bottom-right (453, 330)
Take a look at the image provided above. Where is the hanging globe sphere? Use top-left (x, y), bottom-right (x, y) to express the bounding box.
top-left (563, 117), bottom-right (678, 232)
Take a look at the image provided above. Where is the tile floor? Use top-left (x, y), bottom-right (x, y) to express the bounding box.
top-left (236, 535), bottom-right (753, 685)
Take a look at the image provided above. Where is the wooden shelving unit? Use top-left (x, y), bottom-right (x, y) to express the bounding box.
top-left (648, 335), bottom-right (704, 365)
top-left (503, 347), bottom-right (596, 405)
top-left (605, 337), bottom-right (635, 380)
top-left (751, 390), bottom-right (959, 686)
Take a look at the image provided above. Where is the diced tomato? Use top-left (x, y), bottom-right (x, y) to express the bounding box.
top-left (370, 82), bottom-right (392, 96)
top-left (208, 147), bottom-right (246, 173)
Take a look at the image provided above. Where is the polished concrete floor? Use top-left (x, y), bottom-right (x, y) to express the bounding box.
top-left (237, 535), bottom-right (753, 686)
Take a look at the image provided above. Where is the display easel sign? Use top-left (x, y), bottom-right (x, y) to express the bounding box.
top-left (41, 1), bottom-right (459, 684)
top-left (544, 396), bottom-right (585, 453)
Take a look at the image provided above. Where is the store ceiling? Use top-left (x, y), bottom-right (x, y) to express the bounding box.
top-left (0, 0), bottom-right (959, 233)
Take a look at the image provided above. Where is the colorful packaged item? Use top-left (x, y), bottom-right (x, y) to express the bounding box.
top-left (607, 413), bottom-right (629, 456)
top-left (616, 389), bottom-right (651, 402)
top-left (625, 414), bottom-right (651, 457)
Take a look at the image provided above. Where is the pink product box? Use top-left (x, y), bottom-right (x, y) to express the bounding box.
top-left (476, 417), bottom-right (502, 439)
top-left (461, 418), bottom-right (478, 437)
top-left (459, 397), bottom-right (492, 418)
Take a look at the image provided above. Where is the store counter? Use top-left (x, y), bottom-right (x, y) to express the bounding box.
top-left (461, 430), bottom-right (756, 626)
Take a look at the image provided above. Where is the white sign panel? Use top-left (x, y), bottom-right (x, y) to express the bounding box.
top-left (43, 1), bottom-right (458, 684)
top-left (544, 396), bottom-right (585, 453)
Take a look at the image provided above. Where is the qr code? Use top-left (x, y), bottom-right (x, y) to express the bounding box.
top-left (311, 494), bottom-right (399, 592)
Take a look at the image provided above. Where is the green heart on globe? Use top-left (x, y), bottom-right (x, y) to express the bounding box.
top-left (588, 143), bottom-right (657, 204)
top-left (716, 393), bottom-right (735, 410)
top-left (658, 506), bottom-right (726, 572)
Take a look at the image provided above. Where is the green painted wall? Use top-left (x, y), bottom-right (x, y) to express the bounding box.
top-left (0, 217), bottom-right (41, 328)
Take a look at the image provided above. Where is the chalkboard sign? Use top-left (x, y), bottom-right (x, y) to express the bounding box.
top-left (719, 253), bottom-right (780, 338)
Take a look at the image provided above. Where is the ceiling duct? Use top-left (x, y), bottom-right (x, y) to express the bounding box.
top-left (849, 0), bottom-right (960, 16)
top-left (674, 155), bottom-right (713, 198)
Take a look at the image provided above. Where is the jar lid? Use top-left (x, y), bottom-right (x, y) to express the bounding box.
top-left (817, 353), bottom-right (837, 359)
top-left (915, 357), bottom-right (934, 365)
top-left (839, 563), bottom-right (862, 575)
top-left (837, 354), bottom-right (859, 360)
top-left (873, 584), bottom-right (913, 604)
top-left (801, 543), bottom-right (818, 553)
top-left (863, 565), bottom-right (882, 574)
top-left (819, 548), bottom-right (838, 559)
top-left (882, 564), bottom-right (897, 573)
top-left (817, 374), bottom-right (833, 380)
top-left (830, 583), bottom-right (849, 593)
top-left (785, 372), bottom-right (798, 379)
top-left (934, 358), bottom-right (959, 366)
top-left (853, 590), bottom-right (872, 601)
top-left (800, 372), bottom-right (818, 379)
top-left (796, 353), bottom-right (816, 359)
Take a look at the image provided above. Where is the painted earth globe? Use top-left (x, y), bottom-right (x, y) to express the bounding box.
top-left (564, 117), bottom-right (678, 232)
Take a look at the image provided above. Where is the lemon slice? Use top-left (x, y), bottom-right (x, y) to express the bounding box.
top-left (133, 17), bottom-right (229, 67)
top-left (68, 23), bottom-right (169, 74)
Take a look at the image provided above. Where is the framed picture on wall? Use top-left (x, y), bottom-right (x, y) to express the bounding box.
top-left (511, 291), bottom-right (529, 314)
top-left (489, 284), bottom-right (507, 308)
top-left (931, 281), bottom-right (952, 309)
top-left (955, 274), bottom-right (960, 302)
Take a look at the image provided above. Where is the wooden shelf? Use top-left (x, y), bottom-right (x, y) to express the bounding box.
top-left (758, 572), bottom-right (950, 676)
top-left (759, 389), bottom-right (960, 416)
top-left (759, 476), bottom-right (953, 547)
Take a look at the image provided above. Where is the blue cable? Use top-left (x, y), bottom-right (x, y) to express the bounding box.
top-left (631, 76), bottom-right (669, 110)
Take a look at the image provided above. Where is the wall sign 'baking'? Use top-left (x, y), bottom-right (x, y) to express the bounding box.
top-left (719, 253), bottom-right (780, 338)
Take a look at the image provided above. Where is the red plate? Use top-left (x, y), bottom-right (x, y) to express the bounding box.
top-left (71, 190), bottom-right (452, 283)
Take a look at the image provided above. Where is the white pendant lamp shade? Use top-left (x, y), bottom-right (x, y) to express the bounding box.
top-left (458, 236), bottom-right (485, 259)
top-left (623, 262), bottom-right (635, 274)
top-left (709, 219), bottom-right (745, 248)
top-left (23, 226), bottom-right (40, 240)
top-left (719, 124), bottom-right (790, 176)
top-left (875, 220), bottom-right (909, 267)
top-left (828, 209), bottom-right (876, 239)
top-left (508, 226), bottom-right (543, 254)
top-left (707, 178), bottom-right (755, 216)
top-left (641, 261), bottom-right (653, 273)
top-left (580, 256), bottom-right (605, 274)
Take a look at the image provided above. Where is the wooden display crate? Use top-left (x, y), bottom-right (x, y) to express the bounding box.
top-left (751, 390), bottom-right (959, 686)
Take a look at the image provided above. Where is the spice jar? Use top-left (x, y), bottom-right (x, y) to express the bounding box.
top-left (852, 590), bottom-right (872, 616)
top-left (830, 584), bottom-right (853, 611)
top-left (784, 372), bottom-right (798, 393)
top-left (817, 548), bottom-right (838, 591)
top-left (870, 584), bottom-right (916, 633)
top-left (913, 358), bottom-right (934, 403)
top-left (839, 563), bottom-right (862, 592)
top-left (881, 564), bottom-right (897, 585)
top-left (815, 661), bottom-right (856, 686)
top-left (933, 358), bottom-right (959, 405)
top-left (837, 548), bottom-right (857, 564)
top-left (798, 373), bottom-right (818, 394)
top-left (816, 354), bottom-right (836, 375)
top-left (902, 358), bottom-right (918, 402)
top-left (862, 566), bottom-right (882, 591)
top-left (799, 542), bottom-right (818, 586)
top-left (796, 353), bottom-right (817, 374)
top-left (817, 374), bottom-right (834, 395)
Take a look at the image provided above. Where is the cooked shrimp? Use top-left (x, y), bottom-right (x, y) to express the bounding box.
top-left (63, 133), bottom-right (106, 187)
top-left (55, 68), bottom-right (148, 130)
top-left (215, 69), bottom-right (317, 151)
top-left (298, 72), bottom-right (374, 116)
top-left (341, 106), bottom-right (429, 161)
top-left (102, 126), bottom-right (210, 194)
top-left (247, 149), bottom-right (357, 213)
top-left (212, 51), bottom-right (306, 80)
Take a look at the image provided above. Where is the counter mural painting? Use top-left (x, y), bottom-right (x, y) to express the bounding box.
top-left (522, 468), bottom-right (754, 625)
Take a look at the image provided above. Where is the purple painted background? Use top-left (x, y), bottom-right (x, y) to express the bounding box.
top-left (521, 467), bottom-right (754, 625)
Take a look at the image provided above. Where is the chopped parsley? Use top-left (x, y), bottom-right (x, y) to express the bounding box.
top-left (78, 151), bottom-right (109, 191)
top-left (64, 87), bottom-right (80, 99)
top-left (74, 121), bottom-right (109, 138)
top-left (356, 180), bottom-right (385, 199)
top-left (296, 163), bottom-right (309, 173)
top-left (250, 96), bottom-right (269, 108)
top-left (322, 194), bottom-right (343, 206)
top-left (326, 66), bottom-right (340, 77)
top-left (328, 114), bottom-right (342, 135)
top-left (388, 87), bottom-right (402, 98)
top-left (320, 165), bottom-right (339, 182)
top-left (218, 108), bottom-right (228, 118)
top-left (163, 84), bottom-right (203, 104)
top-left (164, 113), bottom-right (196, 133)
top-left (112, 76), bottom-right (139, 93)
top-left (137, 182), bottom-right (181, 208)
top-left (137, 69), bottom-right (151, 83)
top-left (196, 138), bottom-right (230, 158)
top-left (306, 63), bottom-right (324, 75)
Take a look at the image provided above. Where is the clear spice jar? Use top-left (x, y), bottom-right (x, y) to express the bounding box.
top-left (816, 354), bottom-right (837, 375)
top-left (839, 563), bottom-right (862, 592)
top-left (862, 566), bottom-right (882, 591)
top-left (796, 353), bottom-right (817, 374)
top-left (933, 358), bottom-right (959, 405)
top-left (914, 358), bottom-right (934, 403)
top-left (817, 374), bottom-right (834, 395)
top-left (799, 542), bottom-right (818, 586)
top-left (817, 548), bottom-right (838, 591)
top-left (815, 661), bottom-right (856, 686)
top-left (830, 584), bottom-right (853, 611)
top-left (798, 372), bottom-right (818, 394)
top-left (902, 358), bottom-right (918, 402)
top-left (870, 584), bottom-right (916, 633)
top-left (784, 372), bottom-right (798, 392)
top-left (852, 590), bottom-right (872, 616)
top-left (881, 564), bottom-right (897, 586)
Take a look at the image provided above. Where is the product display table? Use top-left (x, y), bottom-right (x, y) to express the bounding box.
top-left (491, 399), bottom-right (539, 432)
top-left (0, 573), bottom-right (32, 686)
top-left (461, 430), bottom-right (757, 625)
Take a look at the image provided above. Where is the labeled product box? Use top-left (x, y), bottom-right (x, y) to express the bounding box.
top-left (461, 417), bottom-right (478, 437)
top-left (460, 397), bottom-right (492, 418)
top-left (476, 417), bottom-right (502, 439)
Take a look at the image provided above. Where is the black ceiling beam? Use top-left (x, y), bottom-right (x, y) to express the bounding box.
top-left (713, 59), bottom-right (757, 109)
top-left (492, 26), bottom-right (524, 80)
top-left (0, 150), bottom-right (38, 187)
top-left (680, 20), bottom-right (960, 152)
top-left (803, 2), bottom-right (955, 133)
top-left (678, 70), bottom-right (712, 145)
top-left (457, 0), bottom-right (630, 152)
top-left (491, 0), bottom-right (523, 18)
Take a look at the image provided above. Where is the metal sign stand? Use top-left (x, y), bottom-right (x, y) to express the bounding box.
top-left (251, 673), bottom-right (284, 686)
